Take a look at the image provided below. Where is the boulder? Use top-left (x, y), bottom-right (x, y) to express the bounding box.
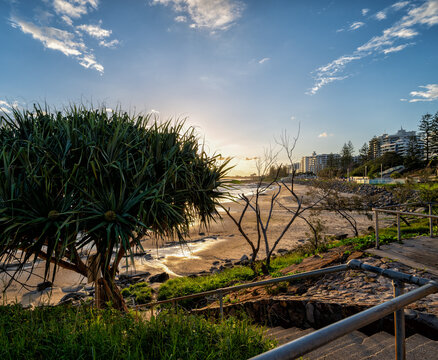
top-left (37, 281), bottom-right (52, 292)
top-left (149, 272), bottom-right (170, 283)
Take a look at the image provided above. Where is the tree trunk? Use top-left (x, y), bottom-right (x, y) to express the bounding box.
top-left (95, 274), bottom-right (128, 312)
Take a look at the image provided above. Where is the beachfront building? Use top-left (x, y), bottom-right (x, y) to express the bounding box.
top-left (368, 128), bottom-right (418, 158)
top-left (299, 152), bottom-right (340, 174)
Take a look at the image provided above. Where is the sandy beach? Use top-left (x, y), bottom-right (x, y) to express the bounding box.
top-left (0, 183), bottom-right (384, 306)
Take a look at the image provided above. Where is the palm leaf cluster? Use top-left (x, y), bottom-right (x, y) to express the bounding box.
top-left (0, 105), bottom-right (229, 295)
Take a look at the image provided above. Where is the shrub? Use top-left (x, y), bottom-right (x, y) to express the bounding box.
top-left (121, 282), bottom-right (153, 304)
top-left (0, 305), bottom-right (274, 359)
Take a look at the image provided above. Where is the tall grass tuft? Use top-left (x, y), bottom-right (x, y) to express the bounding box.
top-left (0, 305), bottom-right (274, 359)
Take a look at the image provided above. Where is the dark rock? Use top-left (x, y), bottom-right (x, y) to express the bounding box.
top-left (37, 281), bottom-right (52, 292)
top-left (277, 248), bottom-right (288, 254)
top-left (198, 232), bottom-right (205, 236)
top-left (224, 259), bottom-right (232, 263)
top-left (212, 261), bottom-right (220, 265)
top-left (240, 254), bottom-right (249, 262)
top-left (59, 292), bottom-right (89, 304)
top-left (334, 233), bottom-right (348, 240)
top-left (149, 272), bottom-right (169, 283)
top-left (118, 272), bottom-right (150, 281)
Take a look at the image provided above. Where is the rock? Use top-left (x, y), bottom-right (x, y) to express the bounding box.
top-left (62, 284), bottom-right (84, 293)
top-left (346, 251), bottom-right (363, 261)
top-left (37, 281), bottom-right (52, 292)
top-left (59, 292), bottom-right (89, 304)
top-left (149, 272), bottom-right (170, 283)
top-left (224, 259), bottom-right (232, 263)
top-left (198, 232), bottom-right (205, 236)
top-left (277, 248), bottom-right (288, 254)
top-left (212, 261), bottom-right (220, 265)
top-left (118, 272), bottom-right (150, 281)
top-left (306, 303), bottom-right (315, 324)
top-left (334, 233), bottom-right (348, 240)
top-left (240, 254), bottom-right (249, 262)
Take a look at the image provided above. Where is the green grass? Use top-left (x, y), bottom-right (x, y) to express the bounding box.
top-left (158, 266), bottom-right (256, 303)
top-left (121, 282), bottom-right (153, 304)
top-left (156, 218), bottom-right (435, 303)
top-left (0, 305), bottom-right (274, 360)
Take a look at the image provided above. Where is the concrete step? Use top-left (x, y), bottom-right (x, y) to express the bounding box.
top-left (407, 339), bottom-right (438, 360)
top-left (305, 331), bottom-right (367, 359)
top-left (265, 326), bottom-right (438, 359)
top-left (362, 333), bottom-right (434, 359)
top-left (265, 326), bottom-right (288, 337)
top-left (312, 331), bottom-right (393, 360)
top-left (276, 328), bottom-right (314, 345)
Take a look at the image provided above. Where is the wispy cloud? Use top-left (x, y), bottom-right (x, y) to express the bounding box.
top-left (77, 23), bottom-right (111, 39)
top-left (53, 0), bottom-right (98, 19)
top-left (308, 0), bottom-right (438, 95)
top-left (349, 21), bottom-right (365, 31)
top-left (362, 8), bottom-right (370, 16)
top-left (0, 100), bottom-right (12, 114)
top-left (375, 11), bottom-right (387, 20)
top-left (174, 15), bottom-right (187, 22)
top-left (382, 43), bottom-right (413, 54)
top-left (0, 100), bottom-right (19, 114)
top-left (374, 1), bottom-right (410, 21)
top-left (10, 17), bottom-right (104, 73)
top-left (151, 0), bottom-right (244, 30)
top-left (318, 132), bottom-right (333, 138)
top-left (258, 57), bottom-right (270, 64)
top-left (406, 84), bottom-right (438, 102)
top-left (9, 0), bottom-right (119, 73)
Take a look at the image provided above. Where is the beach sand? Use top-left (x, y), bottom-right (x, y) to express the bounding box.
top-left (0, 183), bottom-right (385, 306)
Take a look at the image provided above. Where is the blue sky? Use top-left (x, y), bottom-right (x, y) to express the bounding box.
top-left (1, 0), bottom-right (438, 175)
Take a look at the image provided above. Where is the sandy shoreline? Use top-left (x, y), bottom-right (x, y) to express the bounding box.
top-left (0, 183), bottom-right (386, 306)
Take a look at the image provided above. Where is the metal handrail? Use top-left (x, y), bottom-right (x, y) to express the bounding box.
top-left (250, 260), bottom-right (438, 360)
top-left (135, 259), bottom-right (438, 360)
top-left (135, 264), bottom-right (349, 311)
top-left (250, 283), bottom-right (438, 360)
top-left (373, 202), bottom-right (436, 248)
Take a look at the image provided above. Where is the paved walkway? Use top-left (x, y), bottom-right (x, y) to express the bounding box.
top-left (368, 236), bottom-right (438, 276)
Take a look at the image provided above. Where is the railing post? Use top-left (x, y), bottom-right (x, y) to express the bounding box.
top-left (393, 280), bottom-right (406, 360)
top-left (375, 210), bottom-right (380, 249)
top-left (397, 212), bottom-right (401, 242)
top-left (429, 203), bottom-right (433, 238)
top-left (218, 290), bottom-right (224, 321)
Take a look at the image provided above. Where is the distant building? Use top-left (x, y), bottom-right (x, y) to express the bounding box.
top-left (369, 128), bottom-right (418, 158)
top-left (299, 152), bottom-right (340, 174)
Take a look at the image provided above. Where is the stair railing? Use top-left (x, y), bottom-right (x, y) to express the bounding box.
top-left (135, 259), bottom-right (438, 360)
top-left (373, 202), bottom-right (438, 249)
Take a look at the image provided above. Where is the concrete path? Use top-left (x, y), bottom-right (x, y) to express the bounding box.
top-left (368, 236), bottom-right (438, 276)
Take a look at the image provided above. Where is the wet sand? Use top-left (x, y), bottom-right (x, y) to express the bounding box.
top-left (0, 183), bottom-right (386, 306)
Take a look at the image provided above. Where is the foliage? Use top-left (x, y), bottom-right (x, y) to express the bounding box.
top-left (418, 183), bottom-right (438, 203)
top-left (418, 112), bottom-right (438, 163)
top-left (340, 141), bottom-right (354, 171)
top-left (0, 305), bottom-right (274, 359)
top-left (158, 266), bottom-right (256, 303)
top-left (0, 105), bottom-right (229, 309)
top-left (350, 152), bottom-right (404, 177)
top-left (301, 210), bottom-right (327, 252)
top-left (121, 282), bottom-right (153, 304)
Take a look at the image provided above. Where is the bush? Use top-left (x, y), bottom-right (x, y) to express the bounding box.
top-left (158, 266), bottom-right (256, 304)
top-left (0, 305), bottom-right (274, 359)
top-left (121, 282), bottom-right (153, 304)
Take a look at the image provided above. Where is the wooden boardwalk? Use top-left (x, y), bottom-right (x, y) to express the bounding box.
top-left (368, 236), bottom-right (438, 276)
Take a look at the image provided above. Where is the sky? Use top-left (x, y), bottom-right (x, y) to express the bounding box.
top-left (1, 0), bottom-right (438, 175)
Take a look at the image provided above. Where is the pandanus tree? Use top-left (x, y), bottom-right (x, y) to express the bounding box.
top-left (0, 105), bottom-right (228, 310)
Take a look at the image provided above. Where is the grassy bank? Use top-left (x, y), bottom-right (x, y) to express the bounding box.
top-left (156, 217), bottom-right (435, 299)
top-left (0, 305), bottom-right (274, 359)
